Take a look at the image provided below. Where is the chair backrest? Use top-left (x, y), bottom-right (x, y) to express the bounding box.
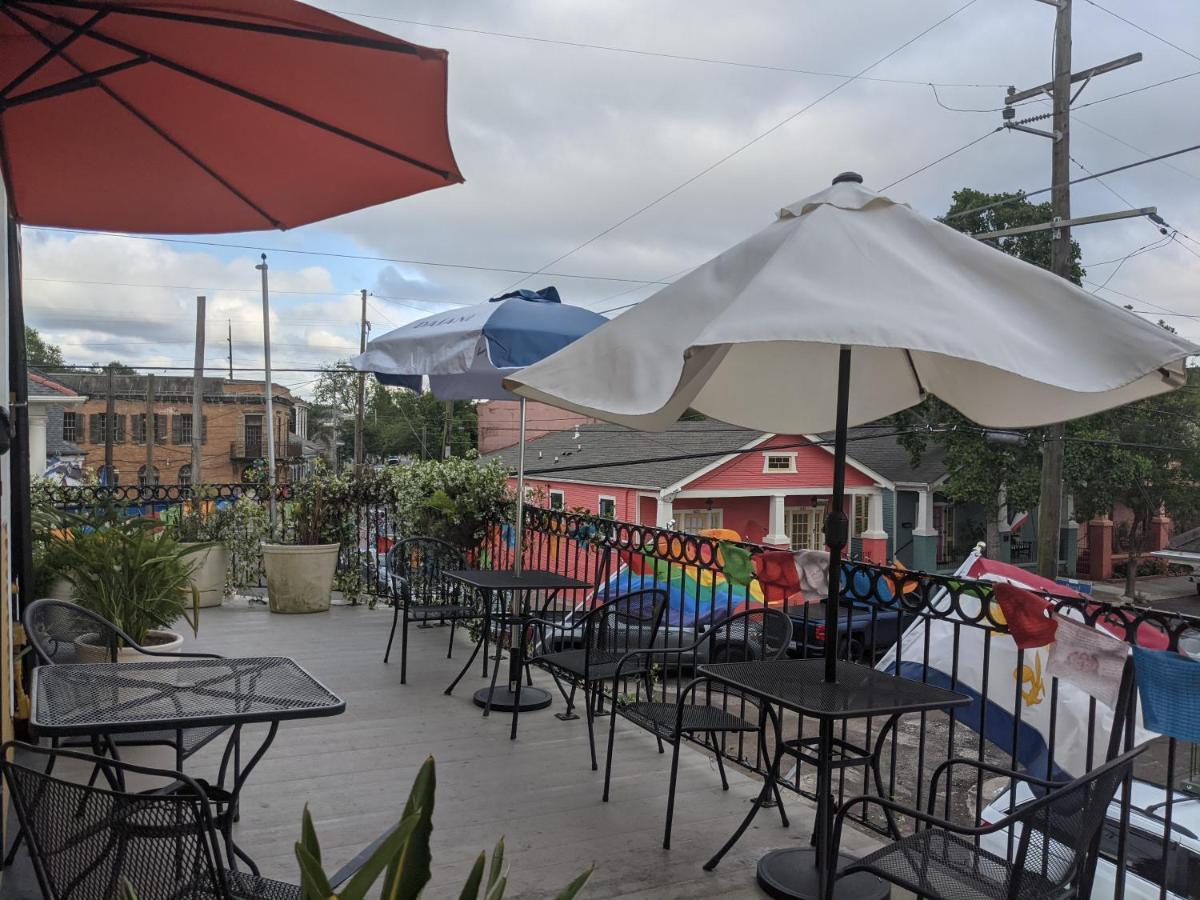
top-left (0, 741), bottom-right (232, 900)
top-left (585, 588), bottom-right (669, 658)
top-left (387, 537), bottom-right (464, 607)
top-left (23, 598), bottom-right (138, 664)
top-left (1007, 746), bottom-right (1144, 900)
top-left (702, 606), bottom-right (793, 664)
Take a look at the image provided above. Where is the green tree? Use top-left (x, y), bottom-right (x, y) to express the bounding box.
top-left (893, 189), bottom-right (1086, 560)
top-left (25, 326), bottom-right (65, 368)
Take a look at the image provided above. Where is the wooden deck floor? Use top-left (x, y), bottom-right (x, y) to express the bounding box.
top-left (5, 600), bottom-right (886, 899)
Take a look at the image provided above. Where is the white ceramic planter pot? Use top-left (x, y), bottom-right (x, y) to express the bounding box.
top-left (74, 628), bottom-right (184, 663)
top-left (262, 543), bottom-right (339, 614)
top-left (182, 543), bottom-right (230, 608)
top-left (47, 577), bottom-right (75, 602)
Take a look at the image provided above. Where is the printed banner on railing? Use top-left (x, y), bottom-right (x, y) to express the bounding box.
top-left (876, 550), bottom-right (1152, 779)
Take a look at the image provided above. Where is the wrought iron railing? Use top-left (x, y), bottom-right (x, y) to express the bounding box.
top-left (35, 486), bottom-right (1200, 894)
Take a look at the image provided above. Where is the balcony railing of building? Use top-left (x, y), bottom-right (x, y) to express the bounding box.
top-left (35, 486), bottom-right (1200, 893)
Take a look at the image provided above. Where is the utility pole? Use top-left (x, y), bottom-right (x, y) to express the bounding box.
top-left (227, 319), bottom-right (233, 381)
top-left (104, 363), bottom-right (115, 484)
top-left (144, 372), bottom-right (155, 490)
top-left (192, 296), bottom-right (206, 485)
top-left (256, 256), bottom-right (277, 531)
top-left (1036, 0), bottom-right (1072, 580)
top-left (1001, 0), bottom-right (1141, 579)
top-left (354, 288), bottom-right (367, 471)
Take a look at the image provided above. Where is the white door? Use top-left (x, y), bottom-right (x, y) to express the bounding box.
top-left (676, 508), bottom-right (723, 534)
top-left (786, 506), bottom-right (826, 551)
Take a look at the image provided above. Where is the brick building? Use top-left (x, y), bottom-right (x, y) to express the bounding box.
top-left (53, 372), bottom-right (310, 486)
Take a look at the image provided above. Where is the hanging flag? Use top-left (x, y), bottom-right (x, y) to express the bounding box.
top-left (877, 550), bottom-right (1151, 778)
top-left (753, 549), bottom-right (803, 603)
top-left (1132, 646), bottom-right (1200, 743)
top-left (1047, 613), bottom-right (1128, 709)
top-left (994, 582), bottom-right (1058, 650)
top-left (719, 541), bottom-right (754, 586)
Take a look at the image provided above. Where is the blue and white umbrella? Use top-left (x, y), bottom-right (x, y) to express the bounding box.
top-left (350, 286), bottom-right (607, 571)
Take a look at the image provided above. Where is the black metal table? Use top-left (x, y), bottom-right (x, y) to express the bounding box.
top-left (30, 656), bottom-right (345, 875)
top-left (442, 569), bottom-right (591, 738)
top-left (697, 658), bottom-right (971, 900)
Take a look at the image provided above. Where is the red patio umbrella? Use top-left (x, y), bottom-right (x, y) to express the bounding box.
top-left (0, 0), bottom-right (463, 232)
top-left (0, 0), bottom-right (463, 603)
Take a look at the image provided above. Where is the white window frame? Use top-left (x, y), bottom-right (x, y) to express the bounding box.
top-left (675, 508), bottom-right (724, 534)
top-left (548, 489), bottom-right (565, 511)
top-left (598, 495), bottom-right (616, 519)
top-left (853, 495), bottom-right (870, 537)
top-left (762, 451), bottom-right (798, 474)
top-left (785, 505), bottom-right (826, 551)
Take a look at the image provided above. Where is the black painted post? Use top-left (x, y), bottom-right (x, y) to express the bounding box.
top-left (7, 216), bottom-right (32, 615)
top-left (823, 346), bottom-right (852, 683)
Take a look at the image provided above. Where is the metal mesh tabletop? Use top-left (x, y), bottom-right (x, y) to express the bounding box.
top-left (444, 569), bottom-right (591, 591)
top-left (31, 656), bottom-right (345, 736)
top-left (698, 659), bottom-right (970, 720)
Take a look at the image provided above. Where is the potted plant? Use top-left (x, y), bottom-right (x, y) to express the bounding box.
top-left (262, 475), bottom-right (342, 614)
top-left (51, 508), bottom-right (207, 661)
top-left (174, 488), bottom-right (234, 608)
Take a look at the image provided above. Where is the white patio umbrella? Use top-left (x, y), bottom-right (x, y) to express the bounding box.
top-left (350, 286), bottom-right (608, 571)
top-left (504, 173), bottom-right (1197, 895)
top-left (507, 175), bottom-right (1195, 629)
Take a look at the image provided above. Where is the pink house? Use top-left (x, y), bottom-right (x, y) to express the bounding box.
top-left (476, 399), bottom-right (599, 455)
top-left (485, 421), bottom-right (961, 569)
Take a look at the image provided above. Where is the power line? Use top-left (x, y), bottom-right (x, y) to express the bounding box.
top-left (881, 127), bottom-right (1000, 190)
top-left (22, 226), bottom-right (676, 287)
top-left (1082, 0), bottom-right (1200, 65)
top-left (942, 142), bottom-right (1200, 221)
top-left (324, 7), bottom-right (1009, 89)
top-left (1074, 117), bottom-right (1200, 184)
top-left (497, 0), bottom-right (986, 293)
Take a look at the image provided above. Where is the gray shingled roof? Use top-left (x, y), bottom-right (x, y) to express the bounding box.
top-left (484, 420), bottom-right (946, 489)
top-left (28, 369), bottom-right (79, 398)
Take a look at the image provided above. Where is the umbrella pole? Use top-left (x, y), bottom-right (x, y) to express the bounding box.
top-left (514, 397), bottom-right (526, 577)
top-left (824, 346), bottom-right (852, 684)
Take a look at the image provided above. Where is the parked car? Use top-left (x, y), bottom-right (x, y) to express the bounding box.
top-left (787, 599), bottom-right (911, 662)
top-left (979, 778), bottom-right (1200, 899)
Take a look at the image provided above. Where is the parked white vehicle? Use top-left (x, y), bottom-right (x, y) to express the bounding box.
top-left (979, 778), bottom-right (1200, 899)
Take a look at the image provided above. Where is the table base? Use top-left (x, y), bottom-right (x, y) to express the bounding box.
top-left (757, 848), bottom-right (888, 900)
top-left (473, 685), bottom-right (552, 712)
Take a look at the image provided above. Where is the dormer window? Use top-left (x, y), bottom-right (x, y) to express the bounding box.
top-left (763, 452), bottom-right (797, 474)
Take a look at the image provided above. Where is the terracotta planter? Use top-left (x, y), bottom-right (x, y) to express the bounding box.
top-left (262, 543), bottom-right (339, 614)
top-left (182, 543), bottom-right (230, 608)
top-left (74, 628), bottom-right (184, 663)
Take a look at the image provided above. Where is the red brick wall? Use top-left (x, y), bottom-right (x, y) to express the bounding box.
top-left (478, 400), bottom-right (599, 454)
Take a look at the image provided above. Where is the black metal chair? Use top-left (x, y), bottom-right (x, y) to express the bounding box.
top-left (22, 598), bottom-right (230, 762)
top-left (383, 537), bottom-right (476, 683)
top-left (826, 746), bottom-right (1145, 900)
top-left (598, 607), bottom-right (794, 845)
top-left (527, 588), bottom-right (669, 771)
top-left (1, 741), bottom-right (387, 900)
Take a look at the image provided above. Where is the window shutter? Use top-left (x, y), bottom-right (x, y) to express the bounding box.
top-left (133, 414), bottom-right (144, 444)
top-left (155, 414), bottom-right (167, 443)
top-left (114, 415), bottom-right (126, 443)
top-left (172, 415), bottom-right (183, 444)
top-left (201, 414), bottom-right (208, 444)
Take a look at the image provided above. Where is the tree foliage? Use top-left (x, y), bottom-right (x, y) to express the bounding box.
top-left (25, 326), bottom-right (65, 368)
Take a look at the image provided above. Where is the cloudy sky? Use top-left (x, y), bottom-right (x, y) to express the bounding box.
top-left (19, 0), bottom-right (1200, 397)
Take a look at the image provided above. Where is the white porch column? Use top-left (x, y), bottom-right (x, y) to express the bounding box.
top-left (764, 493), bottom-right (789, 547)
top-left (912, 487), bottom-right (939, 571)
top-left (862, 490), bottom-right (887, 540)
top-left (28, 408), bottom-right (48, 477)
top-left (656, 492), bottom-right (676, 530)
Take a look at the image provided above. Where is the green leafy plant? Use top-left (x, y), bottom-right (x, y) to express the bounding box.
top-left (51, 507), bottom-right (210, 646)
top-left (170, 489), bottom-right (270, 598)
top-left (391, 456), bottom-right (513, 550)
top-left (296, 757), bottom-right (591, 900)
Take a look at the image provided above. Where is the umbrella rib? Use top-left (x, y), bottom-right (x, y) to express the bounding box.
top-left (2, 57), bottom-right (150, 109)
top-left (0, 6), bottom-right (107, 98)
top-left (21, 0), bottom-right (435, 58)
top-left (12, 1), bottom-right (461, 183)
top-left (1, 5), bottom-right (284, 230)
top-left (904, 349), bottom-right (927, 397)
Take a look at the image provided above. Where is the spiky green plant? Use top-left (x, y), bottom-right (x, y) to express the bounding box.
top-left (51, 507), bottom-right (210, 646)
top-left (296, 757), bottom-right (592, 900)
